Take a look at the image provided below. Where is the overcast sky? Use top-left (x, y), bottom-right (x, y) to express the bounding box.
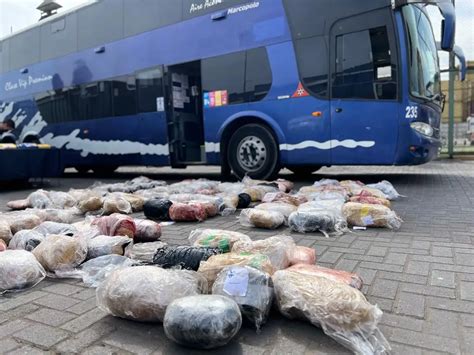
top-left (0, 0), bottom-right (472, 70)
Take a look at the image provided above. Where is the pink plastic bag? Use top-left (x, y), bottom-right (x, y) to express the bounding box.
top-left (289, 246), bottom-right (316, 266)
top-left (169, 203), bottom-right (207, 222)
top-left (92, 214), bottom-right (136, 238)
top-left (288, 264), bottom-right (363, 290)
top-left (134, 219), bottom-right (162, 243)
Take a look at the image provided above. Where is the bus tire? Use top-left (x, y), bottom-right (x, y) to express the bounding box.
top-left (75, 166), bottom-right (91, 174)
top-left (92, 166), bottom-right (119, 175)
top-left (227, 124), bottom-right (279, 180)
top-left (288, 166), bottom-right (321, 177)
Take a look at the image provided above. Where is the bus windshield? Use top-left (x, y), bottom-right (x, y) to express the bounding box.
top-left (403, 5), bottom-right (441, 104)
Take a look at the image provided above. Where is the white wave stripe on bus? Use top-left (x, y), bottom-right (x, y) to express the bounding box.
top-left (280, 139), bottom-right (375, 151)
top-left (42, 129), bottom-right (170, 157)
top-left (0, 102), bottom-right (14, 121)
top-left (205, 142), bottom-right (220, 153)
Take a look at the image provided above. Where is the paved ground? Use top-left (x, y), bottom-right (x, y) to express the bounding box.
top-left (1, 160), bottom-right (474, 354)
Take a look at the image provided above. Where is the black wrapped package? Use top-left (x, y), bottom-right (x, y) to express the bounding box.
top-left (144, 199), bottom-right (173, 221)
top-left (164, 295), bottom-right (242, 349)
top-left (212, 266), bottom-right (273, 331)
top-left (153, 246), bottom-right (221, 271)
top-left (237, 193), bottom-right (251, 209)
top-left (288, 211), bottom-right (346, 237)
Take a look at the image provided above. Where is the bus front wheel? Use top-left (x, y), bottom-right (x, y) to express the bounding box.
top-left (227, 124), bottom-right (279, 180)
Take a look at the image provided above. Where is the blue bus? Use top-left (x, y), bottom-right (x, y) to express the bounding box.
top-left (0, 0), bottom-right (466, 179)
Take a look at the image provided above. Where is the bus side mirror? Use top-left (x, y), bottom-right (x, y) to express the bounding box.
top-left (439, 2), bottom-right (455, 51)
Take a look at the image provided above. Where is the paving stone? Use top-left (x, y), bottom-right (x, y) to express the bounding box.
top-left (460, 314), bottom-right (474, 327)
top-left (67, 299), bottom-right (98, 315)
top-left (395, 293), bottom-right (425, 318)
top-left (55, 321), bottom-right (116, 353)
top-left (70, 288), bottom-right (97, 301)
top-left (6, 345), bottom-right (46, 355)
top-left (60, 308), bottom-right (107, 333)
top-left (82, 344), bottom-right (126, 355)
top-left (25, 308), bottom-right (77, 326)
top-left (406, 261), bottom-right (430, 276)
top-left (385, 253), bottom-right (408, 266)
top-left (355, 268), bottom-right (377, 285)
top-left (0, 304), bottom-right (41, 324)
top-left (0, 338), bottom-right (21, 352)
top-left (102, 326), bottom-right (165, 354)
top-left (13, 323), bottom-right (69, 348)
top-left (460, 281), bottom-right (474, 301)
top-left (41, 283), bottom-right (86, 296)
top-left (334, 258), bottom-right (358, 272)
top-left (430, 270), bottom-right (456, 288)
top-left (367, 246), bottom-right (388, 257)
top-left (378, 271), bottom-right (427, 285)
top-left (33, 293), bottom-right (81, 311)
top-left (0, 292), bottom-right (48, 312)
top-left (380, 313), bottom-right (423, 332)
top-left (427, 297), bottom-right (474, 314)
top-left (359, 261), bottom-right (403, 273)
top-left (456, 253), bottom-right (474, 266)
top-left (423, 309), bottom-right (459, 339)
top-left (317, 251), bottom-right (342, 264)
top-left (401, 284), bottom-right (456, 299)
top-left (370, 279), bottom-right (399, 300)
top-left (432, 246), bottom-right (453, 257)
top-left (0, 319), bottom-right (33, 337)
top-left (389, 328), bottom-right (460, 354)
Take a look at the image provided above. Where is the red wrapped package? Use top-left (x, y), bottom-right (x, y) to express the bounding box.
top-left (289, 246), bottom-right (316, 266)
top-left (200, 202), bottom-right (218, 218)
top-left (92, 213), bottom-right (136, 238)
top-left (0, 239), bottom-right (6, 252)
top-left (262, 192), bottom-right (307, 206)
top-left (134, 219), bottom-right (162, 243)
top-left (288, 264), bottom-right (363, 290)
top-left (169, 203), bottom-right (207, 222)
top-left (349, 190), bottom-right (390, 207)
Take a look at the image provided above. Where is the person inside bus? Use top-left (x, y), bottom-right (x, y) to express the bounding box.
top-left (0, 119), bottom-right (15, 134)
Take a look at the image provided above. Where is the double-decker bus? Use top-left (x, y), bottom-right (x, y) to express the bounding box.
top-left (0, 0), bottom-right (465, 178)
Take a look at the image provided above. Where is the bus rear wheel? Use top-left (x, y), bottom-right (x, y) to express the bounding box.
top-left (288, 166), bottom-right (321, 177)
top-left (227, 124), bottom-right (279, 180)
top-left (92, 166), bottom-right (119, 175)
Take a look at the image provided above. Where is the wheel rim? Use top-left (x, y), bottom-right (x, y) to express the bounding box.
top-left (236, 136), bottom-right (267, 172)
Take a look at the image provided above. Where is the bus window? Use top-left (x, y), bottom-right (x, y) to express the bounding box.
top-left (112, 76), bottom-right (137, 116)
top-left (202, 52), bottom-right (246, 105)
top-left (333, 26), bottom-right (396, 100)
top-left (294, 36), bottom-right (328, 98)
top-left (136, 67), bottom-right (164, 113)
top-left (245, 47), bottom-right (272, 102)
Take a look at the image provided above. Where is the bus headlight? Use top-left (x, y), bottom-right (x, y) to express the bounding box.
top-left (410, 122), bottom-right (433, 137)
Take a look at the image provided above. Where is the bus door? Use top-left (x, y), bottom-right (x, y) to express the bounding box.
top-left (329, 10), bottom-right (399, 164)
top-left (165, 61), bottom-right (205, 166)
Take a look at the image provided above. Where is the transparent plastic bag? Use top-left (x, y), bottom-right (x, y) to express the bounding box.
top-left (255, 203), bottom-right (297, 225)
top-left (153, 245), bottom-right (221, 271)
top-left (239, 209), bottom-right (285, 230)
top-left (126, 241), bottom-right (168, 263)
top-left (313, 178), bottom-right (340, 187)
top-left (114, 193), bottom-right (145, 212)
top-left (169, 202), bottom-right (207, 222)
top-left (349, 191), bottom-right (391, 207)
top-left (298, 199), bottom-right (345, 213)
top-left (9, 230), bottom-right (44, 251)
top-left (262, 192), bottom-right (307, 206)
top-left (288, 210), bottom-right (347, 237)
top-left (0, 219), bottom-right (12, 244)
top-left (77, 195), bottom-right (103, 214)
top-left (164, 295), bottom-right (242, 349)
top-left (4, 213), bottom-right (42, 234)
top-left (216, 193), bottom-right (239, 216)
top-left (33, 221), bottom-right (77, 237)
top-left (231, 235), bottom-right (295, 270)
top-left (212, 266), bottom-right (273, 331)
top-left (96, 266), bottom-right (207, 322)
top-left (367, 180), bottom-right (403, 200)
top-left (79, 255), bottom-right (135, 287)
top-left (87, 235), bottom-right (132, 259)
top-left (102, 195), bottom-right (132, 215)
top-left (0, 239), bottom-right (6, 251)
top-left (48, 191), bottom-right (77, 209)
top-left (304, 190), bottom-right (348, 202)
top-left (198, 253), bottom-right (274, 289)
top-left (134, 219), bottom-right (162, 243)
top-left (0, 250), bottom-right (46, 293)
top-left (289, 246), bottom-right (316, 266)
top-left (343, 202), bottom-right (402, 230)
top-left (217, 182), bottom-right (245, 194)
top-left (92, 213), bottom-right (136, 238)
top-left (288, 264), bottom-right (363, 290)
top-left (351, 187), bottom-right (387, 200)
top-left (6, 199), bottom-right (29, 210)
top-left (273, 270), bottom-right (390, 355)
top-left (241, 187), bottom-right (265, 202)
top-left (275, 178), bottom-right (294, 193)
top-left (189, 229), bottom-right (251, 253)
top-left (32, 234), bottom-right (87, 273)
top-left (27, 190), bottom-right (53, 209)
top-left (31, 208), bottom-right (78, 224)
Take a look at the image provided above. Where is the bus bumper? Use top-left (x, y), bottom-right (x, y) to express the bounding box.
top-left (395, 134), bottom-right (442, 165)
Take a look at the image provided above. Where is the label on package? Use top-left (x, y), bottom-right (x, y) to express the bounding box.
top-left (223, 267), bottom-right (249, 297)
top-left (362, 215), bottom-right (374, 226)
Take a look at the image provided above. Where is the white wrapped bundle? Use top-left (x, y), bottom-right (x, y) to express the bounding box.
top-left (0, 250), bottom-right (46, 292)
top-left (9, 230), bottom-right (45, 251)
top-left (239, 209), bottom-right (284, 230)
top-left (0, 219), bottom-right (12, 244)
top-left (342, 202), bottom-right (402, 229)
top-left (87, 235), bottom-right (132, 259)
top-left (255, 202), bottom-right (297, 225)
top-left (96, 266), bottom-right (206, 322)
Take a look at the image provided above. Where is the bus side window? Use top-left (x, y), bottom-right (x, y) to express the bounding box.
top-left (112, 76), bottom-right (137, 116)
top-left (333, 26), bottom-right (396, 100)
top-left (245, 48), bottom-right (272, 102)
top-left (136, 67), bottom-right (164, 113)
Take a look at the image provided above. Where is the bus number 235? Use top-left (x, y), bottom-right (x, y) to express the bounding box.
top-left (405, 106), bottom-right (418, 119)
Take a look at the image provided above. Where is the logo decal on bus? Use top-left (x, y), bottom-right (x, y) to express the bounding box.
top-left (204, 90), bottom-right (228, 108)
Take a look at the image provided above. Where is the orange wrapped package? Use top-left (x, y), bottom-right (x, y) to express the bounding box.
top-left (288, 264), bottom-right (363, 290)
top-left (288, 246), bottom-right (316, 266)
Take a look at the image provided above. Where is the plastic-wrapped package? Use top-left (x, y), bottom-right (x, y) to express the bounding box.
top-left (275, 179), bottom-right (294, 193)
top-left (298, 199), bottom-right (345, 213)
top-left (9, 230), bottom-right (45, 251)
top-left (340, 180), bottom-right (365, 194)
top-left (242, 187), bottom-right (265, 202)
top-left (103, 195), bottom-right (133, 215)
top-left (135, 186), bottom-right (169, 200)
top-left (0, 219), bottom-right (12, 244)
top-left (288, 210), bottom-right (346, 237)
top-left (288, 264), bottom-right (363, 290)
top-left (143, 199), bottom-right (173, 221)
top-left (32, 209), bottom-right (78, 224)
top-left (0, 250), bottom-right (46, 292)
top-left (255, 203), bottom-right (297, 225)
top-left (153, 245), bottom-right (221, 271)
top-left (232, 235), bottom-right (296, 270)
top-left (212, 266), bottom-right (273, 331)
top-left (6, 199), bottom-right (30, 210)
top-left (189, 229), bottom-right (251, 253)
top-left (75, 255), bottom-right (135, 287)
top-left (0, 239), bottom-right (6, 252)
top-left (304, 190), bottom-right (348, 202)
top-left (273, 269), bottom-right (389, 355)
top-left (48, 191), bottom-right (77, 209)
top-left (33, 222), bottom-right (77, 237)
top-left (349, 191), bottom-right (391, 207)
top-left (216, 193), bottom-right (239, 216)
top-left (289, 246), bottom-right (316, 266)
top-left (367, 180), bottom-right (403, 200)
top-left (262, 192), bottom-right (307, 206)
top-left (126, 241), bottom-right (167, 263)
top-left (239, 209), bottom-right (285, 230)
top-left (32, 234), bottom-right (87, 273)
top-left (217, 182), bottom-right (245, 194)
top-left (27, 190), bottom-right (53, 209)
top-left (237, 193), bottom-right (252, 208)
top-left (87, 235), bottom-right (132, 259)
top-left (313, 178), bottom-right (340, 187)
top-left (77, 195), bottom-right (103, 214)
top-left (164, 295), bottom-right (242, 349)
top-left (96, 266), bottom-right (206, 322)
top-left (343, 202), bottom-right (402, 230)
top-left (194, 201), bottom-right (218, 218)
top-left (198, 253), bottom-right (274, 289)
top-left (6, 213), bottom-right (42, 234)
top-left (351, 187), bottom-right (387, 200)
top-left (116, 193), bottom-right (145, 212)
top-left (134, 219), bottom-right (162, 243)
top-left (92, 214), bottom-right (136, 238)
top-left (169, 202), bottom-right (207, 222)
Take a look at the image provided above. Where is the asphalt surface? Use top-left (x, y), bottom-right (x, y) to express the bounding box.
top-left (1, 160), bottom-right (474, 354)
